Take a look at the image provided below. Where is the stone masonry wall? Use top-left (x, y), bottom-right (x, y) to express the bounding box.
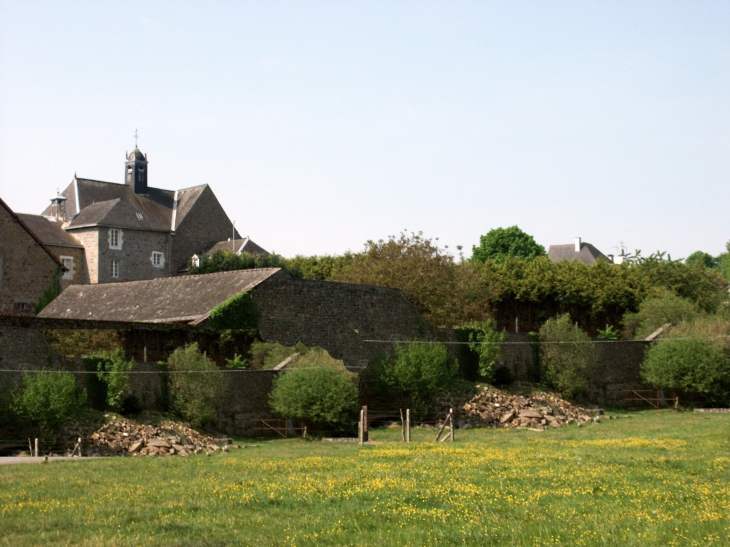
top-left (252, 272), bottom-right (432, 370)
top-left (69, 229), bottom-right (99, 283)
top-left (171, 186), bottom-right (236, 274)
top-left (95, 228), bottom-right (169, 284)
top-left (47, 244), bottom-right (88, 290)
top-left (0, 205), bottom-right (60, 315)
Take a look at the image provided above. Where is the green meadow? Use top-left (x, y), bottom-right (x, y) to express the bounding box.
top-left (1, 411), bottom-right (728, 546)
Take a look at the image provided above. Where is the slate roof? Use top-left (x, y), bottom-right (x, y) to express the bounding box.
top-left (16, 214), bottom-right (84, 248)
top-left (547, 242), bottom-right (607, 265)
top-left (205, 238), bottom-right (269, 257)
top-left (38, 268), bottom-right (282, 323)
top-left (0, 198), bottom-right (65, 269)
top-left (41, 177), bottom-right (209, 232)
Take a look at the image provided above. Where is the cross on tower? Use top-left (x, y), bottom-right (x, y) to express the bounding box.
top-left (134, 129), bottom-right (139, 148)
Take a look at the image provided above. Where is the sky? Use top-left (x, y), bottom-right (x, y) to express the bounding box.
top-left (0, 1), bottom-right (728, 259)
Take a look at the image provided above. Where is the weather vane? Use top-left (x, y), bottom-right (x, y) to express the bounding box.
top-left (134, 129), bottom-right (139, 148)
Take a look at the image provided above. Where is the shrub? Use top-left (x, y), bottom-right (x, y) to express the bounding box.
top-left (641, 339), bottom-right (730, 403)
top-left (466, 319), bottom-right (505, 381)
top-left (82, 349), bottom-right (134, 411)
top-left (384, 342), bottom-right (457, 412)
top-left (539, 314), bottom-right (595, 398)
top-left (269, 368), bottom-right (358, 431)
top-left (167, 343), bottom-right (226, 428)
top-left (623, 289), bottom-right (704, 339)
top-left (11, 371), bottom-right (86, 440)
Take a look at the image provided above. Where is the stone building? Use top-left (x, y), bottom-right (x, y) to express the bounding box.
top-left (32, 146), bottom-right (266, 284)
top-left (0, 198), bottom-right (65, 315)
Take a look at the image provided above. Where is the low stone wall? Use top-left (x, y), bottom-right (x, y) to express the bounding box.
top-left (214, 370), bottom-right (279, 437)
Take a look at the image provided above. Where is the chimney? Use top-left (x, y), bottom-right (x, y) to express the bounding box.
top-left (575, 237), bottom-right (581, 253)
top-left (607, 254), bottom-right (614, 264)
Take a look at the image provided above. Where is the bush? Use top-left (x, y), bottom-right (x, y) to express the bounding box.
top-left (82, 349), bottom-right (134, 412)
top-left (539, 314), bottom-right (595, 398)
top-left (641, 339), bottom-right (730, 403)
top-left (384, 342), bottom-right (457, 412)
top-left (269, 368), bottom-right (358, 431)
top-left (466, 319), bottom-right (505, 381)
top-left (623, 289), bottom-right (704, 339)
top-left (167, 343), bottom-right (226, 428)
top-left (11, 371), bottom-right (86, 440)
top-left (208, 291), bottom-right (261, 334)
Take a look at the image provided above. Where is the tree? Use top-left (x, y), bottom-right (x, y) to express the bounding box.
top-left (82, 349), bottom-right (134, 411)
top-left (464, 319), bottom-right (505, 381)
top-left (381, 342), bottom-right (457, 413)
top-left (539, 314), bottom-right (595, 398)
top-left (332, 231), bottom-right (493, 327)
top-left (12, 371), bottom-right (87, 441)
top-left (686, 251), bottom-right (718, 269)
top-left (622, 289), bottom-right (704, 340)
top-left (187, 250), bottom-right (289, 275)
top-left (471, 226), bottom-right (546, 264)
top-left (642, 339), bottom-right (730, 403)
top-left (269, 368), bottom-right (358, 431)
top-left (167, 343), bottom-right (226, 428)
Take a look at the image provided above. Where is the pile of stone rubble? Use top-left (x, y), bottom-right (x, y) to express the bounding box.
top-left (62, 415), bottom-right (233, 457)
top-left (436, 385), bottom-right (611, 430)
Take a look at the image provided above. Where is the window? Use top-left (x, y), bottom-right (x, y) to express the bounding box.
top-left (151, 252), bottom-right (164, 268)
top-left (111, 260), bottom-right (119, 278)
top-left (136, 213), bottom-right (143, 220)
top-left (109, 228), bottom-right (123, 250)
top-left (13, 300), bottom-right (33, 312)
top-left (61, 256), bottom-right (74, 279)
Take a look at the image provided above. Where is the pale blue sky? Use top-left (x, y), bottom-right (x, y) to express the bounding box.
top-left (1, 1), bottom-right (728, 259)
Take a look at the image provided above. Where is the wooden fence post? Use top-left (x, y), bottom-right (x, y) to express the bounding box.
top-left (362, 406), bottom-right (368, 443)
top-left (449, 408), bottom-right (454, 442)
top-left (406, 409), bottom-right (411, 442)
top-left (35, 438), bottom-right (39, 458)
top-left (358, 410), bottom-right (364, 446)
top-left (400, 409), bottom-right (405, 442)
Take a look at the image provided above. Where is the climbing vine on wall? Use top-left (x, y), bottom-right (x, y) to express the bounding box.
top-left (208, 291), bottom-right (261, 334)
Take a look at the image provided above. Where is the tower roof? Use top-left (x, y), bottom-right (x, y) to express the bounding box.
top-left (127, 148), bottom-right (146, 162)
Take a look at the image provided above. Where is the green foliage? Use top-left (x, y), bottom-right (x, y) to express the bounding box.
top-left (249, 341), bottom-right (300, 369)
top-left (34, 271), bottom-right (60, 314)
top-left (269, 368), bottom-right (358, 430)
top-left (538, 314), bottom-right (595, 398)
top-left (208, 291), bottom-right (260, 334)
top-left (188, 250), bottom-right (289, 275)
top-left (686, 251), bottom-right (718, 269)
top-left (471, 226), bottom-right (546, 264)
top-left (596, 325), bottom-right (620, 340)
top-left (11, 371), bottom-right (87, 440)
top-left (717, 242), bottom-right (730, 282)
top-left (464, 319), bottom-right (505, 381)
top-left (642, 339), bottom-right (730, 403)
top-left (166, 343), bottom-right (226, 428)
top-left (282, 254), bottom-right (354, 280)
top-left (622, 289), bottom-right (704, 340)
top-left (383, 343), bottom-right (457, 412)
top-left (224, 355), bottom-right (249, 369)
top-left (332, 231), bottom-right (493, 327)
top-left (82, 349), bottom-right (134, 411)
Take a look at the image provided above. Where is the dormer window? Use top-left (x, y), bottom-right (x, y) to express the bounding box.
top-left (109, 228), bottom-right (123, 250)
top-left (136, 213), bottom-right (143, 220)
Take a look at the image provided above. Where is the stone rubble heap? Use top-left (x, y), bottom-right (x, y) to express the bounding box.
top-left (436, 385), bottom-right (606, 430)
top-left (62, 415), bottom-right (232, 457)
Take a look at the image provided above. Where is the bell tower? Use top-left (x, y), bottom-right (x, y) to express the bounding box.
top-left (124, 130), bottom-right (148, 194)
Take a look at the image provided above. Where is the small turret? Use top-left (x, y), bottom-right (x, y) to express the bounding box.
top-left (124, 147), bottom-right (148, 194)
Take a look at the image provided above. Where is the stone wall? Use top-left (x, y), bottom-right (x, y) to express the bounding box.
top-left (47, 244), bottom-right (88, 290)
top-left (252, 273), bottom-right (432, 370)
top-left (214, 370), bottom-right (279, 436)
top-left (583, 341), bottom-right (649, 408)
top-left (69, 229), bottom-right (99, 283)
top-left (94, 228), bottom-right (169, 284)
top-left (0, 205), bottom-right (60, 315)
top-left (171, 186), bottom-right (237, 274)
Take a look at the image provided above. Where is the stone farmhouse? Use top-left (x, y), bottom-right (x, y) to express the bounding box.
top-left (0, 198), bottom-right (65, 315)
top-left (10, 146), bottom-right (268, 288)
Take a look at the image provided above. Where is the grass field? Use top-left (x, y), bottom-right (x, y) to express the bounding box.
top-left (1, 411), bottom-right (728, 546)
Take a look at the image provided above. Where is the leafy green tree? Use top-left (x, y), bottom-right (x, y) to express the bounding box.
top-left (332, 231), bottom-right (493, 327)
top-left (641, 339), bottom-right (730, 403)
top-left (381, 342), bottom-right (457, 413)
top-left (282, 254), bottom-right (353, 280)
top-left (187, 250), bottom-right (289, 275)
top-left (717, 241), bottom-right (730, 282)
top-left (12, 371), bottom-right (87, 441)
top-left (686, 251), bottom-right (718, 269)
top-left (269, 368), bottom-right (358, 431)
top-left (471, 226), bottom-right (546, 264)
top-left (539, 314), bottom-right (595, 398)
top-left (167, 343), bottom-right (226, 428)
top-left (622, 290), bottom-right (704, 340)
top-left (465, 319), bottom-right (505, 380)
top-left (82, 349), bottom-right (134, 411)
